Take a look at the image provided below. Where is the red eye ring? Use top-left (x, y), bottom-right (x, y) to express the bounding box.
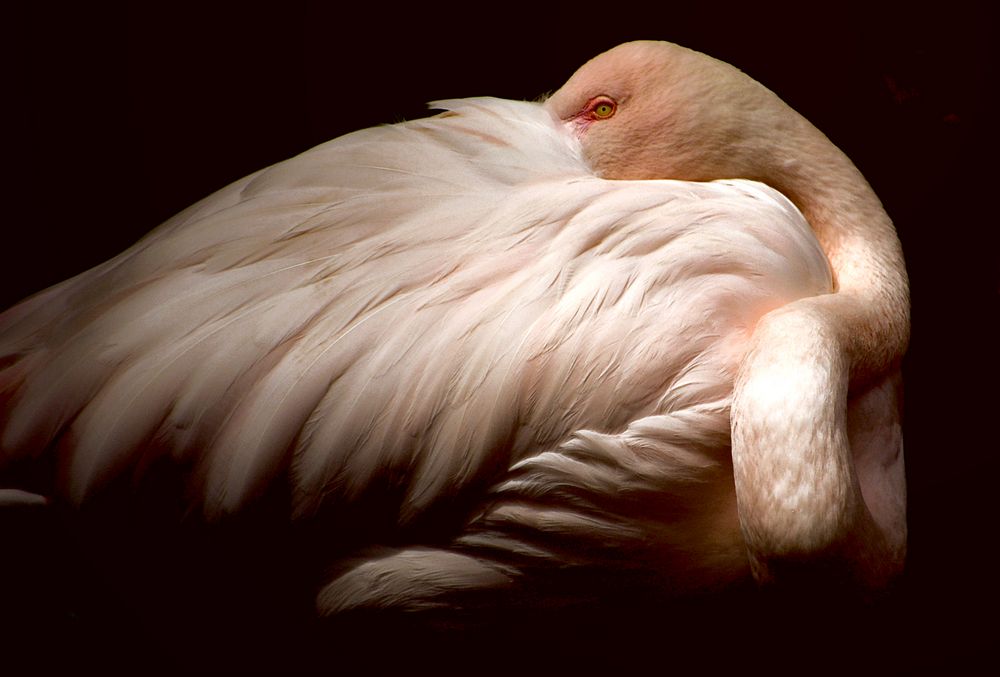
top-left (588, 96), bottom-right (617, 120)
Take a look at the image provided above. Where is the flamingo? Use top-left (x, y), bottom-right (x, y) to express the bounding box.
top-left (1, 41), bottom-right (907, 668)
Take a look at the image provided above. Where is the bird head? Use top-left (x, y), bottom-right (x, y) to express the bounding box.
top-left (545, 40), bottom-right (813, 195)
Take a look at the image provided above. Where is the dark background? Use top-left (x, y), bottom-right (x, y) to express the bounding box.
top-left (4, 2), bottom-right (997, 674)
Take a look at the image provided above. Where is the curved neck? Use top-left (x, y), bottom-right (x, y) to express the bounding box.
top-left (732, 125), bottom-right (910, 588)
top-left (765, 127), bottom-right (910, 382)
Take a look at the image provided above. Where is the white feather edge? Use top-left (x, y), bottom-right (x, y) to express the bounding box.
top-left (0, 97), bottom-right (831, 537)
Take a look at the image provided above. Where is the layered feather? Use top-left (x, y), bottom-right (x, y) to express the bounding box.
top-left (0, 97), bottom-right (831, 608)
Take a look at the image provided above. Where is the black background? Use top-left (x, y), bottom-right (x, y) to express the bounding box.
top-left (4, 2), bottom-right (997, 674)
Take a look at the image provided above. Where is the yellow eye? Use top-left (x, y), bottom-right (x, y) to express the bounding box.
top-left (590, 98), bottom-right (616, 119)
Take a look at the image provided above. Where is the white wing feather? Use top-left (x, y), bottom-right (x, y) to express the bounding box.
top-left (0, 97), bottom-right (831, 605)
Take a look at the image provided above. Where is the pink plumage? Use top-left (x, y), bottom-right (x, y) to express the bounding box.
top-left (0, 41), bottom-right (907, 668)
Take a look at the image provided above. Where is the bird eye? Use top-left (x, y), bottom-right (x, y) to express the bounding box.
top-left (589, 97), bottom-right (617, 120)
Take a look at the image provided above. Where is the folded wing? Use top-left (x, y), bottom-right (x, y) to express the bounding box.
top-left (0, 99), bottom-right (831, 555)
